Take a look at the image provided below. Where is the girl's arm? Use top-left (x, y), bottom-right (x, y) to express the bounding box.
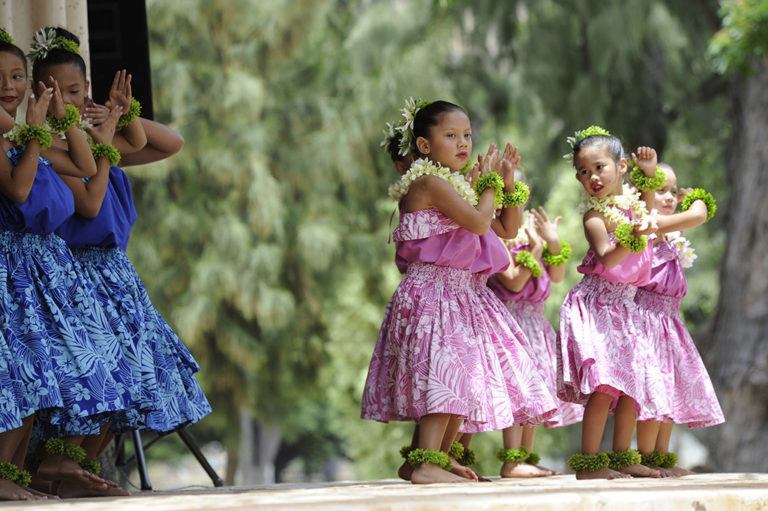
top-left (105, 70), bottom-right (147, 154)
top-left (42, 78), bottom-right (98, 178)
top-left (631, 146), bottom-right (659, 211)
top-left (119, 118), bottom-right (183, 166)
top-left (656, 200), bottom-right (708, 234)
top-left (0, 87), bottom-right (53, 203)
top-left (0, 108), bottom-right (16, 134)
top-left (531, 207), bottom-right (567, 283)
top-left (408, 176), bottom-right (496, 234)
top-left (494, 250), bottom-right (535, 293)
top-left (59, 104), bottom-right (123, 217)
top-left (491, 145), bottom-right (523, 238)
top-left (583, 211), bottom-right (632, 269)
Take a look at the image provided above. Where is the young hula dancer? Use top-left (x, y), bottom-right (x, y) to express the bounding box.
top-left (0, 29), bottom-right (127, 500)
top-left (363, 99), bottom-right (556, 483)
top-left (558, 126), bottom-right (671, 480)
top-left (31, 27), bottom-right (210, 497)
top-left (485, 200), bottom-right (584, 478)
top-left (633, 163), bottom-right (723, 476)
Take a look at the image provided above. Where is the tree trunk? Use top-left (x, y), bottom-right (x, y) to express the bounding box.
top-left (700, 58), bottom-right (768, 471)
top-left (237, 408), bottom-right (282, 485)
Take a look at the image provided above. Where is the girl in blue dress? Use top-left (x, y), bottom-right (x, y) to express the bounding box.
top-left (30, 26), bottom-right (210, 496)
top-left (0, 31), bottom-right (126, 500)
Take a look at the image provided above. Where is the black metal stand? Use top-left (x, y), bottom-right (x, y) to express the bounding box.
top-left (115, 427), bottom-right (224, 490)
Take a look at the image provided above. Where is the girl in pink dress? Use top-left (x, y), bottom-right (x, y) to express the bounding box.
top-left (361, 100), bottom-right (555, 484)
top-left (634, 163), bottom-right (723, 476)
top-left (487, 206), bottom-right (584, 478)
top-left (558, 126), bottom-right (668, 480)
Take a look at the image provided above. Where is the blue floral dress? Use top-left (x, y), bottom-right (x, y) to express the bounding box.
top-left (56, 166), bottom-right (211, 432)
top-left (0, 146), bottom-right (129, 435)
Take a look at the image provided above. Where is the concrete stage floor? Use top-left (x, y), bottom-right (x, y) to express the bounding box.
top-left (1, 473), bottom-right (767, 510)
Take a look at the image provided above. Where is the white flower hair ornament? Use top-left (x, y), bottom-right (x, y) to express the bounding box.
top-left (28, 27), bottom-right (80, 63)
top-left (395, 97), bottom-right (431, 156)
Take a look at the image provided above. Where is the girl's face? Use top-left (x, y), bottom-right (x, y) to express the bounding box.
top-left (655, 169), bottom-right (678, 215)
top-left (574, 144), bottom-right (626, 198)
top-left (416, 110), bottom-right (472, 172)
top-left (0, 51), bottom-right (27, 116)
top-left (42, 63), bottom-right (89, 111)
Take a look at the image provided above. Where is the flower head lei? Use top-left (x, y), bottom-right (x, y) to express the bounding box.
top-left (388, 158), bottom-right (478, 206)
top-left (28, 27), bottom-right (80, 63)
top-left (381, 97), bottom-right (432, 157)
top-left (0, 28), bottom-right (13, 45)
top-left (563, 125), bottom-right (612, 162)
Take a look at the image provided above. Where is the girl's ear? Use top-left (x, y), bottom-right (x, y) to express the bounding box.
top-left (415, 136), bottom-right (430, 155)
top-left (618, 158), bottom-right (627, 175)
top-left (85, 79), bottom-right (91, 97)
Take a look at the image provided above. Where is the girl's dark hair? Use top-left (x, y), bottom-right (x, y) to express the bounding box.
top-left (386, 132), bottom-right (407, 163)
top-left (412, 100), bottom-right (467, 153)
top-left (0, 41), bottom-right (27, 73)
top-left (572, 134), bottom-right (625, 165)
top-left (31, 27), bottom-right (86, 85)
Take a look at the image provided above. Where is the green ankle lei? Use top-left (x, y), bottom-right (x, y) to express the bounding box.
top-left (496, 447), bottom-right (540, 465)
top-left (45, 438), bottom-right (86, 464)
top-left (449, 441), bottom-right (477, 467)
top-left (0, 462), bottom-right (32, 487)
top-left (641, 450), bottom-right (678, 469)
top-left (566, 452), bottom-right (610, 472)
top-left (80, 459), bottom-right (102, 475)
top-left (399, 445), bottom-right (415, 460)
top-left (607, 449), bottom-right (642, 470)
top-left (406, 448), bottom-right (452, 471)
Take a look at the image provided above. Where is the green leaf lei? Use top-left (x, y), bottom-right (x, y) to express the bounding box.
top-left (91, 143), bottom-right (121, 167)
top-left (515, 250), bottom-right (543, 277)
top-left (0, 29), bottom-right (14, 44)
top-left (542, 241), bottom-right (572, 266)
top-left (607, 449), bottom-right (642, 470)
top-left (496, 447), bottom-right (531, 463)
top-left (502, 181), bottom-right (530, 207)
top-left (526, 451), bottom-right (541, 465)
top-left (399, 445), bottom-right (415, 459)
top-left (4, 124), bottom-right (53, 150)
top-left (660, 452), bottom-right (678, 469)
top-left (566, 452), bottom-right (610, 472)
top-left (117, 97), bottom-right (142, 129)
top-left (474, 172), bottom-right (505, 209)
top-left (80, 459), bottom-right (102, 475)
top-left (614, 222), bottom-right (648, 253)
top-left (448, 441), bottom-right (476, 467)
top-left (0, 462), bottom-right (31, 487)
top-left (45, 438), bottom-right (86, 464)
top-left (680, 188), bottom-right (717, 222)
top-left (629, 164), bottom-right (666, 192)
top-left (406, 448), bottom-right (452, 471)
top-left (47, 103), bottom-right (80, 135)
top-left (640, 450), bottom-right (665, 468)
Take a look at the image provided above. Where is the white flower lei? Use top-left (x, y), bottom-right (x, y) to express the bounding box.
top-left (388, 158), bottom-right (478, 206)
top-left (578, 183), bottom-right (649, 227)
top-left (665, 231), bottom-right (697, 268)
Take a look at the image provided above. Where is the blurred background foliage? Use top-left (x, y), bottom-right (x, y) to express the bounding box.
top-left (127, 0), bottom-right (765, 483)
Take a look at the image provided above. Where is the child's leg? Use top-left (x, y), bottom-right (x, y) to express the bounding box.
top-left (411, 414), bottom-right (466, 484)
top-left (0, 421), bottom-right (43, 501)
top-left (656, 421), bottom-right (691, 476)
top-left (574, 392), bottom-right (628, 480)
top-left (499, 425), bottom-right (545, 478)
top-left (521, 426), bottom-right (558, 476)
top-left (398, 424), bottom-right (419, 481)
top-left (441, 417), bottom-right (478, 481)
top-left (637, 420), bottom-right (673, 477)
top-left (612, 397), bottom-right (659, 478)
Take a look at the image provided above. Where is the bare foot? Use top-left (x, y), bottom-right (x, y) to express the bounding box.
top-left (617, 464), bottom-right (661, 478)
top-left (667, 466), bottom-right (693, 477)
top-left (0, 479), bottom-right (43, 501)
top-left (411, 463), bottom-right (470, 484)
top-left (36, 455), bottom-right (112, 490)
top-left (449, 458), bottom-right (479, 481)
top-left (56, 479), bottom-right (129, 498)
top-left (397, 461), bottom-right (413, 481)
top-left (532, 464), bottom-right (559, 476)
top-left (575, 467), bottom-right (631, 480)
top-left (500, 461), bottom-right (550, 478)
